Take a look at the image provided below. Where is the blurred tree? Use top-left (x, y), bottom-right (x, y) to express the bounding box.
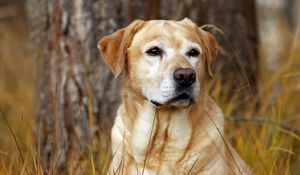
top-left (27, 0), bottom-right (257, 173)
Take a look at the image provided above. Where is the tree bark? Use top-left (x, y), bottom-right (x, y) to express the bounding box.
top-left (27, 0), bottom-right (258, 173)
top-left (27, 0), bottom-right (123, 173)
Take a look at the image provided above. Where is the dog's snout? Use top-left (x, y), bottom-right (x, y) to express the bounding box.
top-left (173, 68), bottom-right (196, 87)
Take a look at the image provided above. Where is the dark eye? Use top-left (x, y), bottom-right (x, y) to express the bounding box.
top-left (187, 49), bottom-right (200, 57)
top-left (146, 47), bottom-right (163, 56)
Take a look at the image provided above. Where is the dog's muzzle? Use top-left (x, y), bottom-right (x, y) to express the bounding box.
top-left (150, 68), bottom-right (198, 107)
top-left (170, 68), bottom-right (197, 106)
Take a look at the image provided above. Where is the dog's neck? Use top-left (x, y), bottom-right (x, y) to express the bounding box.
top-left (112, 83), bottom-right (226, 173)
top-left (120, 83), bottom-right (196, 131)
top-left (119, 91), bottom-right (191, 162)
top-left (118, 84), bottom-right (217, 163)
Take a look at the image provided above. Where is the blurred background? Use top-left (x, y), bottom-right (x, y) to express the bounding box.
top-left (0, 0), bottom-right (299, 174)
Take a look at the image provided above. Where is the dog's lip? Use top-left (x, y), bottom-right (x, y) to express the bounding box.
top-left (170, 93), bottom-right (191, 101)
top-left (150, 93), bottom-right (195, 107)
top-left (169, 92), bottom-right (196, 105)
top-left (150, 100), bottom-right (163, 107)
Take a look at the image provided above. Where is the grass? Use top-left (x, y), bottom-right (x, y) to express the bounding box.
top-left (0, 9), bottom-right (300, 175)
top-left (210, 24), bottom-right (300, 174)
top-left (0, 14), bottom-right (35, 175)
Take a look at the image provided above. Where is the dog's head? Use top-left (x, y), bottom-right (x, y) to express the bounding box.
top-left (98, 18), bottom-right (218, 108)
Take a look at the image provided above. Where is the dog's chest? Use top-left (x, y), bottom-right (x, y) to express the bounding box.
top-left (130, 104), bottom-right (192, 169)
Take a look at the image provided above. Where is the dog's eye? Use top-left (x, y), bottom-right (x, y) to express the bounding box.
top-left (146, 47), bottom-right (163, 56)
top-left (187, 49), bottom-right (200, 57)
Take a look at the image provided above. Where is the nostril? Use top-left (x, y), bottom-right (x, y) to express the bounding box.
top-left (189, 73), bottom-right (196, 84)
top-left (179, 74), bottom-right (184, 81)
top-left (174, 71), bottom-right (183, 81)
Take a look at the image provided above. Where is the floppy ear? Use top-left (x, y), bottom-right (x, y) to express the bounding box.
top-left (200, 29), bottom-right (218, 78)
top-left (98, 20), bottom-right (145, 78)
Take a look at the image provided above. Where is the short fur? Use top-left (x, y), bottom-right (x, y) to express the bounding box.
top-left (98, 18), bottom-right (252, 175)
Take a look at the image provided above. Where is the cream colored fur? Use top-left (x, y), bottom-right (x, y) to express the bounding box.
top-left (98, 18), bottom-right (252, 175)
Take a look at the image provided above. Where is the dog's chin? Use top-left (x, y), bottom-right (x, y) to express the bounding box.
top-left (150, 93), bottom-right (196, 108)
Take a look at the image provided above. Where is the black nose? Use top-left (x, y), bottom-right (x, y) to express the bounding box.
top-left (173, 68), bottom-right (196, 87)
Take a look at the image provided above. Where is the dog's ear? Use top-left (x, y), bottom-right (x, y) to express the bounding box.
top-left (199, 29), bottom-right (218, 78)
top-left (98, 20), bottom-right (145, 78)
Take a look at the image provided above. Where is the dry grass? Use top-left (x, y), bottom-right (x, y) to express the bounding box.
top-left (0, 15), bottom-right (34, 174)
top-left (0, 8), bottom-right (300, 175)
top-left (210, 24), bottom-right (300, 174)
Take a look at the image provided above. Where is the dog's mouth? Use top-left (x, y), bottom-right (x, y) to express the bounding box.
top-left (150, 100), bottom-right (163, 107)
top-left (150, 92), bottom-right (195, 107)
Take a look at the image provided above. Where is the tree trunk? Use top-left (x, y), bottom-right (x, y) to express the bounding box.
top-left (27, 0), bottom-right (258, 173)
top-left (27, 0), bottom-right (122, 173)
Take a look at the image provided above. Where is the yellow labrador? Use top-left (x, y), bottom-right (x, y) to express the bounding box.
top-left (98, 18), bottom-right (252, 175)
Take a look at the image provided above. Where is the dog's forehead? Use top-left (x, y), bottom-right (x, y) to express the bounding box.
top-left (132, 20), bottom-right (201, 45)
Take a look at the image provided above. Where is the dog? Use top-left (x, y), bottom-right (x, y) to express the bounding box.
top-left (98, 18), bottom-right (252, 175)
